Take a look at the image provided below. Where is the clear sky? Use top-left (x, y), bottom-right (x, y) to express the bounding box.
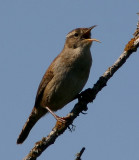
top-left (0, 0), bottom-right (139, 160)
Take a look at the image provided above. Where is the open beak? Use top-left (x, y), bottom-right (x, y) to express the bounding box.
top-left (83, 25), bottom-right (101, 43)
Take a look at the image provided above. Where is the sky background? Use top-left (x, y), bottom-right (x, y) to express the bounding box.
top-left (0, 0), bottom-right (139, 160)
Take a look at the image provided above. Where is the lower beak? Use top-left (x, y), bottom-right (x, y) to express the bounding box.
top-left (86, 38), bottom-right (101, 43)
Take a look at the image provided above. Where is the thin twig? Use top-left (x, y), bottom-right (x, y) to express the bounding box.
top-left (23, 16), bottom-right (139, 160)
top-left (75, 147), bottom-right (85, 160)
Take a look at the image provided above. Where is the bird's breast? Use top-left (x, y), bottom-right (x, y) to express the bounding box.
top-left (42, 49), bottom-right (92, 111)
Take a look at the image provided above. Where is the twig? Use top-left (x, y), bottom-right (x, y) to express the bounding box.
top-left (23, 16), bottom-right (139, 160)
top-left (75, 147), bottom-right (85, 160)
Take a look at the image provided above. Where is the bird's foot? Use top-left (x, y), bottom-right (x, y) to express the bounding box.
top-left (55, 114), bottom-right (73, 131)
top-left (54, 114), bottom-right (72, 123)
top-left (45, 106), bottom-right (73, 130)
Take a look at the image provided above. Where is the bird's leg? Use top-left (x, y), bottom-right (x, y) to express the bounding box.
top-left (45, 106), bottom-right (71, 123)
top-left (45, 106), bottom-right (75, 132)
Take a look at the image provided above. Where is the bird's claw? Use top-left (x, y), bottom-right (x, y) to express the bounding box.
top-left (68, 124), bottom-right (76, 132)
top-left (81, 111), bottom-right (87, 115)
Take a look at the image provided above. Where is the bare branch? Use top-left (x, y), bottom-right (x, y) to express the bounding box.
top-left (75, 147), bottom-right (86, 160)
top-left (23, 16), bottom-right (139, 160)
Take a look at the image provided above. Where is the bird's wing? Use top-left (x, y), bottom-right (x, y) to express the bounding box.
top-left (34, 65), bottom-right (54, 107)
top-left (34, 53), bottom-right (61, 107)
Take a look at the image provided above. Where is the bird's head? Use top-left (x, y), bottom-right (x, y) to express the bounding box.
top-left (65, 25), bottom-right (100, 49)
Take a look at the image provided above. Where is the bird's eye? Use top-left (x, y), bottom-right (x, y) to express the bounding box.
top-left (74, 33), bottom-right (78, 37)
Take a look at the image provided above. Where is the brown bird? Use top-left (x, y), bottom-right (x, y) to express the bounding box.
top-left (17, 26), bottom-right (100, 144)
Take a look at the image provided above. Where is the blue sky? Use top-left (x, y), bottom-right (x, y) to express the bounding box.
top-left (0, 0), bottom-right (139, 160)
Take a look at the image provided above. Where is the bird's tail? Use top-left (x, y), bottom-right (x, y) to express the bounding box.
top-left (17, 107), bottom-right (47, 144)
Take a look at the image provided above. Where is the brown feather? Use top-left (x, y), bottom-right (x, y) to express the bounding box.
top-left (17, 107), bottom-right (47, 144)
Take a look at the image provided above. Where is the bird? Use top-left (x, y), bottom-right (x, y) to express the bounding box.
top-left (17, 26), bottom-right (100, 144)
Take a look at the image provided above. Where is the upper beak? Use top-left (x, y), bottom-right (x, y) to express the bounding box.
top-left (83, 25), bottom-right (101, 43)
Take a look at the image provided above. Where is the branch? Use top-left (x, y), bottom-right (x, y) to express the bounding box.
top-left (23, 17), bottom-right (139, 160)
top-left (75, 147), bottom-right (86, 160)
